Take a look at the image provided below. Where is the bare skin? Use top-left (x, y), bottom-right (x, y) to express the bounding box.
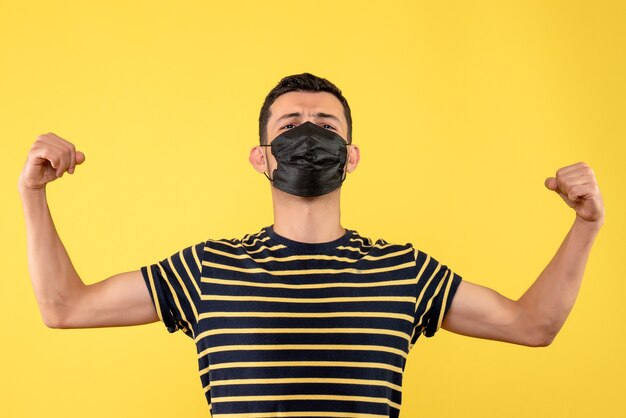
top-left (18, 136), bottom-right (158, 328)
top-left (19, 91), bottom-right (604, 348)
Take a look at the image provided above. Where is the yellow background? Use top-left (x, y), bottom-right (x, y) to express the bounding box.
top-left (1, 1), bottom-right (624, 417)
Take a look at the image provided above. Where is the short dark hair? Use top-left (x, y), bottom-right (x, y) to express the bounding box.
top-left (258, 73), bottom-right (352, 145)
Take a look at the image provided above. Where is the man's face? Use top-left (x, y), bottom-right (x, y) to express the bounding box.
top-left (266, 91), bottom-right (349, 145)
top-left (249, 90), bottom-right (359, 191)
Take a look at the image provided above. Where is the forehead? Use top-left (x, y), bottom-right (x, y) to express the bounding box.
top-left (269, 91), bottom-right (345, 122)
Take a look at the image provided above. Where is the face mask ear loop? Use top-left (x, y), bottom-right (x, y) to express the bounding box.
top-left (259, 144), bottom-right (273, 181)
top-left (339, 144), bottom-right (350, 184)
top-left (339, 166), bottom-right (348, 184)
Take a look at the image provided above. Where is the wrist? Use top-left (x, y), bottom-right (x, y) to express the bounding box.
top-left (18, 179), bottom-right (47, 202)
top-left (574, 214), bottom-right (604, 234)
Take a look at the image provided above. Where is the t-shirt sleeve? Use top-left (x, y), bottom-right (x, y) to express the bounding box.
top-left (411, 249), bottom-right (462, 343)
top-left (140, 242), bottom-right (205, 338)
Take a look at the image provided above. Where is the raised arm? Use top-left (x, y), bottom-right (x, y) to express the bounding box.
top-left (442, 162), bottom-right (604, 346)
top-left (18, 133), bottom-right (158, 329)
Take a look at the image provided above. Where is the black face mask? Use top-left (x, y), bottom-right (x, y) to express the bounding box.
top-left (261, 121), bottom-right (348, 197)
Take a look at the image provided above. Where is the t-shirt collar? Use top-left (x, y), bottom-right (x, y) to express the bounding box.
top-left (265, 225), bottom-right (353, 253)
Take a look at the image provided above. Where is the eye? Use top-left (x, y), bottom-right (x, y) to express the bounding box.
top-left (321, 124), bottom-right (336, 130)
top-left (281, 124), bottom-right (296, 130)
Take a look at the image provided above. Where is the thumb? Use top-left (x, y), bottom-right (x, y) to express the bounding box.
top-left (544, 177), bottom-right (558, 191)
top-left (75, 151), bottom-right (86, 165)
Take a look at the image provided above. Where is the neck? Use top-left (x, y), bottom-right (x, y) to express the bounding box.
top-left (271, 187), bottom-right (344, 243)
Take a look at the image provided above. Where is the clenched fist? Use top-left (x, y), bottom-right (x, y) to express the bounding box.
top-left (545, 162), bottom-right (604, 225)
top-left (18, 133), bottom-right (85, 193)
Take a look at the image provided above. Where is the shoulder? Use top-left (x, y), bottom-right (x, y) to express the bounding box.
top-left (351, 232), bottom-right (449, 266)
top-left (348, 230), bottom-right (416, 256)
top-left (203, 227), bottom-right (271, 252)
top-left (346, 231), bottom-right (452, 272)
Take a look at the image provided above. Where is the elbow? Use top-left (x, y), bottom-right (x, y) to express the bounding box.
top-left (42, 316), bottom-right (64, 329)
top-left (515, 301), bottom-right (563, 347)
top-left (525, 322), bottom-right (560, 347)
top-left (41, 314), bottom-right (61, 329)
top-left (36, 285), bottom-right (85, 329)
top-left (41, 309), bottom-right (67, 329)
top-left (39, 303), bottom-right (72, 329)
top-left (527, 333), bottom-right (555, 347)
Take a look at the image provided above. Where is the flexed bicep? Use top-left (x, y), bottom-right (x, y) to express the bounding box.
top-left (58, 270), bottom-right (159, 329)
top-left (442, 280), bottom-right (548, 347)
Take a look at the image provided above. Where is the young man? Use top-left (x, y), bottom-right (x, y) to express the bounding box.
top-left (19, 73), bottom-right (604, 418)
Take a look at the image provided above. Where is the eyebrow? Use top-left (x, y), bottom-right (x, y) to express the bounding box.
top-left (274, 112), bottom-right (342, 127)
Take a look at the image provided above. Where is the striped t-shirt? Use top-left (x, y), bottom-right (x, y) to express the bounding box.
top-left (141, 226), bottom-right (462, 418)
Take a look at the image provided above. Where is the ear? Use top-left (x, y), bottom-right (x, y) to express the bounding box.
top-left (249, 146), bottom-right (268, 173)
top-left (346, 144), bottom-right (360, 173)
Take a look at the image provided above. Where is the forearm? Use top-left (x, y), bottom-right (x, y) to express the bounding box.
top-left (20, 188), bottom-right (86, 326)
top-left (517, 215), bottom-right (602, 343)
